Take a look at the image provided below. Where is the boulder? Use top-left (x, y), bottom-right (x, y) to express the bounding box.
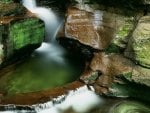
top-left (63, 6), bottom-right (118, 50)
top-left (59, 4), bottom-right (140, 54)
top-left (125, 15), bottom-right (150, 68)
top-left (80, 52), bottom-right (150, 101)
top-left (0, 2), bottom-right (45, 66)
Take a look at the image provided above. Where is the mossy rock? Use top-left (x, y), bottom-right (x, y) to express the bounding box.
top-left (105, 16), bottom-right (135, 54)
top-left (125, 16), bottom-right (150, 68)
top-left (0, 16), bottom-right (44, 66)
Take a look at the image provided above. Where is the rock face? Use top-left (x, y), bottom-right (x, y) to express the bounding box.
top-left (80, 52), bottom-right (150, 101)
top-left (0, 1), bottom-right (45, 66)
top-left (59, 2), bottom-right (150, 102)
top-left (125, 16), bottom-right (150, 68)
top-left (64, 6), bottom-right (118, 50)
top-left (59, 4), bottom-right (138, 52)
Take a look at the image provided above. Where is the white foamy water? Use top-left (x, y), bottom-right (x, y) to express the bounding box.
top-left (22, 0), bottom-right (65, 63)
top-left (37, 86), bottom-right (102, 113)
top-left (35, 42), bottom-right (65, 64)
top-left (0, 86), bottom-right (102, 113)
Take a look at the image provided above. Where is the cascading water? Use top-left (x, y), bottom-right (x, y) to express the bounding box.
top-left (22, 0), bottom-right (59, 42)
top-left (22, 0), bottom-right (65, 63)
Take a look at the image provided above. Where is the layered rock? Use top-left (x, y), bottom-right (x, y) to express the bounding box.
top-left (63, 6), bottom-right (117, 50)
top-left (58, 4), bottom-right (140, 53)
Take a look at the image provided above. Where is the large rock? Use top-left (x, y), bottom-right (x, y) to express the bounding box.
top-left (125, 15), bottom-right (150, 68)
top-left (0, 2), bottom-right (45, 66)
top-left (59, 4), bottom-right (139, 53)
top-left (80, 52), bottom-right (150, 101)
top-left (63, 6), bottom-right (117, 50)
top-left (105, 16), bottom-right (135, 53)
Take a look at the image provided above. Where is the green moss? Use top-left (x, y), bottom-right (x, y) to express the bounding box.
top-left (106, 18), bottom-right (134, 53)
top-left (9, 18), bottom-right (44, 50)
top-left (122, 72), bottom-right (132, 80)
top-left (133, 39), bottom-right (150, 68)
top-left (116, 23), bottom-right (132, 38)
top-left (0, 0), bottom-right (13, 4)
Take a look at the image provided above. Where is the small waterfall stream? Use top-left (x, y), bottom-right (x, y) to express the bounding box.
top-left (0, 0), bottom-right (150, 113)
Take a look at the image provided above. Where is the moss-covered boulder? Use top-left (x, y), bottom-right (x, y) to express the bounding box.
top-left (0, 2), bottom-right (45, 66)
top-left (0, 17), bottom-right (44, 65)
top-left (105, 16), bottom-right (135, 53)
top-left (125, 15), bottom-right (150, 68)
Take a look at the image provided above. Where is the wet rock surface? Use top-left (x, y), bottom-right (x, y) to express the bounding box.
top-left (125, 15), bottom-right (150, 68)
top-left (64, 6), bottom-right (117, 50)
top-left (0, 81), bottom-right (84, 105)
top-left (80, 52), bottom-right (150, 101)
top-left (0, 0), bottom-right (150, 110)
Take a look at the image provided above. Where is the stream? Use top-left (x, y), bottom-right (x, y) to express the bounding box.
top-left (0, 0), bottom-right (150, 113)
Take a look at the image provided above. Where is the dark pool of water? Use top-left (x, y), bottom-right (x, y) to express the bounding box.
top-left (0, 43), bottom-right (84, 96)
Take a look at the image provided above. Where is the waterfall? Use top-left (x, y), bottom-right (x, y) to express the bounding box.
top-left (0, 85), bottom-right (102, 113)
top-left (22, 0), bottom-right (59, 42)
top-left (22, 0), bottom-right (65, 63)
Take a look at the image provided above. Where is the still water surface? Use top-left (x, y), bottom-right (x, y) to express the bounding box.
top-left (0, 43), bottom-right (82, 95)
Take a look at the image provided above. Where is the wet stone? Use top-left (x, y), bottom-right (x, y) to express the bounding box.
top-left (61, 4), bottom-right (139, 53)
top-left (80, 52), bottom-right (150, 101)
top-left (125, 15), bottom-right (150, 68)
top-left (0, 16), bottom-right (44, 66)
top-left (64, 6), bottom-right (117, 50)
